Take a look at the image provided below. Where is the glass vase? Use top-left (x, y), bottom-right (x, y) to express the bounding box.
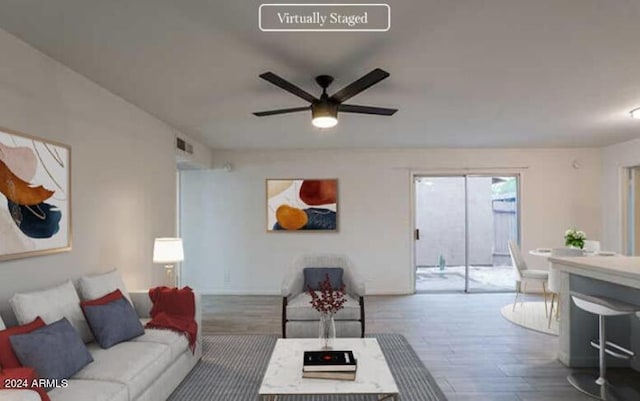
top-left (318, 312), bottom-right (336, 349)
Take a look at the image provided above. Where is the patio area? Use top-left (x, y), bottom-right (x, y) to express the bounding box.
top-left (416, 265), bottom-right (516, 292)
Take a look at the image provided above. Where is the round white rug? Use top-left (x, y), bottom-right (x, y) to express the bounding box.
top-left (501, 302), bottom-right (559, 336)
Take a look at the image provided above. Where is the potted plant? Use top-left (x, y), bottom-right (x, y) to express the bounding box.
top-left (565, 229), bottom-right (587, 249)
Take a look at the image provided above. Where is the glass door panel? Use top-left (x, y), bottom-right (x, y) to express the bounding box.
top-left (466, 176), bottom-right (518, 292)
top-left (415, 176), bottom-right (466, 292)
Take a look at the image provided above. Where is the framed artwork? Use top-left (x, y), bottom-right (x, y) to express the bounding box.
top-left (267, 179), bottom-right (338, 232)
top-left (0, 127), bottom-right (71, 261)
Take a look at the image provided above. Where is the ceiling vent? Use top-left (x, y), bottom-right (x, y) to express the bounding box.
top-left (176, 137), bottom-right (193, 154)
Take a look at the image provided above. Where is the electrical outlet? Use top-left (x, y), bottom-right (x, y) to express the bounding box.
top-left (224, 270), bottom-right (231, 284)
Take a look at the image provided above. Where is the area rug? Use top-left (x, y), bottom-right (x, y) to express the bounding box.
top-left (168, 333), bottom-right (447, 400)
top-left (501, 302), bottom-right (558, 336)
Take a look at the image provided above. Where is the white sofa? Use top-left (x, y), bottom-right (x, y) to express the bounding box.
top-left (0, 290), bottom-right (202, 401)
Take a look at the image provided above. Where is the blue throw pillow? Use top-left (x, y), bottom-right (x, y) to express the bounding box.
top-left (304, 267), bottom-right (344, 291)
top-left (9, 317), bottom-right (93, 381)
top-left (82, 297), bottom-right (144, 349)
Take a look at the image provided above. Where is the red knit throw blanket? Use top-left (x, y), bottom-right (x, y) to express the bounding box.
top-left (0, 367), bottom-right (51, 401)
top-left (145, 286), bottom-right (198, 353)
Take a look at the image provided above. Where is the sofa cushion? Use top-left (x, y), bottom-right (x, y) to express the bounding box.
top-left (0, 317), bottom-right (46, 368)
top-left (0, 390), bottom-right (42, 401)
top-left (303, 267), bottom-right (343, 291)
top-left (74, 341), bottom-right (172, 400)
top-left (82, 296), bottom-right (144, 349)
top-left (78, 270), bottom-right (131, 303)
top-left (9, 318), bottom-right (93, 382)
top-left (131, 328), bottom-right (189, 359)
top-left (49, 379), bottom-right (128, 401)
top-left (286, 293), bottom-right (361, 321)
top-left (9, 281), bottom-right (93, 342)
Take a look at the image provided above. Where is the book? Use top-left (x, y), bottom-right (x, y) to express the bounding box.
top-left (302, 370), bottom-right (357, 381)
top-left (303, 350), bottom-right (357, 372)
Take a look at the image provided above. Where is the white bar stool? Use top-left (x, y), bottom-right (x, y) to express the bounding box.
top-left (569, 292), bottom-right (640, 400)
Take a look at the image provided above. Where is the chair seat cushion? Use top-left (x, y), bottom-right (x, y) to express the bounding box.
top-left (521, 269), bottom-right (548, 280)
top-left (287, 293), bottom-right (361, 321)
top-left (49, 379), bottom-right (128, 401)
top-left (74, 341), bottom-right (172, 400)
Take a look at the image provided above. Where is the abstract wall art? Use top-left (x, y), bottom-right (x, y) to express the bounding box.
top-left (267, 179), bottom-right (338, 232)
top-left (0, 127), bottom-right (71, 261)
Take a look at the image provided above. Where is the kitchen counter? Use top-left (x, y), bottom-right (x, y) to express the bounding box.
top-left (550, 256), bottom-right (640, 370)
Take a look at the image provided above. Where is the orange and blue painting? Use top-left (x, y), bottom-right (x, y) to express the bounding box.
top-left (267, 179), bottom-right (337, 232)
top-left (0, 127), bottom-right (71, 261)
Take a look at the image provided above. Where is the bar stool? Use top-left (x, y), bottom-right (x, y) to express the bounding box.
top-left (569, 292), bottom-right (640, 400)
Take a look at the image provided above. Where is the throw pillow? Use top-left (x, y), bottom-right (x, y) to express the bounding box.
top-left (9, 318), bottom-right (93, 381)
top-left (9, 281), bottom-right (93, 343)
top-left (80, 289), bottom-right (124, 307)
top-left (303, 267), bottom-right (344, 291)
top-left (0, 314), bottom-right (5, 330)
top-left (0, 317), bottom-right (46, 369)
top-left (78, 269), bottom-right (131, 303)
top-left (81, 297), bottom-right (144, 349)
top-left (0, 367), bottom-right (51, 401)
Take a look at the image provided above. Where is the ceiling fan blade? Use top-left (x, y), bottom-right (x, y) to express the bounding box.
top-left (338, 104), bottom-right (397, 116)
top-left (259, 72), bottom-right (318, 103)
top-left (253, 106), bottom-right (310, 116)
top-left (330, 68), bottom-right (390, 103)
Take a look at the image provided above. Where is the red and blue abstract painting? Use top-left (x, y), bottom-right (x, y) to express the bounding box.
top-left (0, 127), bottom-right (71, 261)
top-left (267, 179), bottom-right (338, 232)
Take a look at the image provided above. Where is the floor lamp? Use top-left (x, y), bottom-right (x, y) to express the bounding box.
top-left (153, 237), bottom-right (184, 287)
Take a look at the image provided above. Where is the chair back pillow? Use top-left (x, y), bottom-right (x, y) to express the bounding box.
top-left (81, 295), bottom-right (144, 349)
top-left (78, 269), bottom-right (131, 303)
top-left (9, 318), bottom-right (93, 382)
top-left (303, 267), bottom-right (344, 291)
top-left (9, 281), bottom-right (93, 343)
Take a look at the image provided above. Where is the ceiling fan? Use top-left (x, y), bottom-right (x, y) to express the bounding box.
top-left (253, 68), bottom-right (397, 128)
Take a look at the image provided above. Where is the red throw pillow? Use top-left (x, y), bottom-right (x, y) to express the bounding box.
top-left (0, 366), bottom-right (51, 401)
top-left (80, 289), bottom-right (124, 307)
top-left (0, 317), bottom-right (46, 369)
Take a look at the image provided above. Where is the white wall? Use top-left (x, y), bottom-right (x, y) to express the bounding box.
top-left (601, 138), bottom-right (640, 253)
top-left (181, 148), bottom-right (601, 295)
top-left (0, 28), bottom-right (177, 321)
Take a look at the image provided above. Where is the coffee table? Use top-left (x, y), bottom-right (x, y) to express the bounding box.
top-left (259, 338), bottom-right (399, 400)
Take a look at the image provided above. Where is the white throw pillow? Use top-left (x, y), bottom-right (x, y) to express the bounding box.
top-left (9, 281), bottom-right (93, 342)
top-left (78, 269), bottom-right (131, 303)
top-left (0, 315), bottom-right (5, 330)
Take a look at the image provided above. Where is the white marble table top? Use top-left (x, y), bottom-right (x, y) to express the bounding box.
top-left (258, 338), bottom-right (399, 396)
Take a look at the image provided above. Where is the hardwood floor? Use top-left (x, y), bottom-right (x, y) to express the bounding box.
top-left (201, 293), bottom-right (638, 401)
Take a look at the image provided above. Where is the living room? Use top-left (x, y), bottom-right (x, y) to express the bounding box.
top-left (1, 1), bottom-right (640, 401)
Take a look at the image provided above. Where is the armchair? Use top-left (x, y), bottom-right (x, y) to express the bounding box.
top-left (281, 254), bottom-right (366, 338)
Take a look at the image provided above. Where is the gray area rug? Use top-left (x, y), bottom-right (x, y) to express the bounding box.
top-left (168, 333), bottom-right (447, 400)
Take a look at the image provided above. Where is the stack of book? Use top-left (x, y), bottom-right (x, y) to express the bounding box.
top-left (302, 350), bottom-right (357, 380)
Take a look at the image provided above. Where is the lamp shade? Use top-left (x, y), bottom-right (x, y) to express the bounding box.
top-left (153, 238), bottom-right (184, 263)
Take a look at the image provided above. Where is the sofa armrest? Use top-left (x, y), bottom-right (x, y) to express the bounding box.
top-left (0, 390), bottom-right (42, 401)
top-left (128, 291), bottom-right (202, 329)
top-left (129, 290), bottom-right (203, 357)
top-left (129, 291), bottom-right (153, 319)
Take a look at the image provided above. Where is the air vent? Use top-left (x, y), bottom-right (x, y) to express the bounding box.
top-left (176, 137), bottom-right (193, 154)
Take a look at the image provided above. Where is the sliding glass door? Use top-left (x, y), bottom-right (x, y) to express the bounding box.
top-left (414, 175), bottom-right (519, 293)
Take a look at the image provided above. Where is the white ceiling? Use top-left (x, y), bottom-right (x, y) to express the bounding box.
top-left (0, 0), bottom-right (639, 149)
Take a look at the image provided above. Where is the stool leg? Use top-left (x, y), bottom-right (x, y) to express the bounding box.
top-left (596, 315), bottom-right (607, 386)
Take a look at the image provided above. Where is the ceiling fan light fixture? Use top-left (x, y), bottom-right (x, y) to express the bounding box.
top-left (311, 102), bottom-right (338, 128)
top-left (631, 107), bottom-right (640, 119)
